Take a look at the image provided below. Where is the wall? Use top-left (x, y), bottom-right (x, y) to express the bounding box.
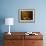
top-left (0, 0), bottom-right (46, 32)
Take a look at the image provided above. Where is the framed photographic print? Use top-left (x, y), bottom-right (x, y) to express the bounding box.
top-left (18, 9), bottom-right (35, 23)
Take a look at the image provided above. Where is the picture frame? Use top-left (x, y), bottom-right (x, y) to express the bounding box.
top-left (18, 9), bottom-right (35, 23)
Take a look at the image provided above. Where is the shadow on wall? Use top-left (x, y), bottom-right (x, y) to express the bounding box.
top-left (0, 16), bottom-right (5, 32)
top-left (0, 16), bottom-right (5, 46)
